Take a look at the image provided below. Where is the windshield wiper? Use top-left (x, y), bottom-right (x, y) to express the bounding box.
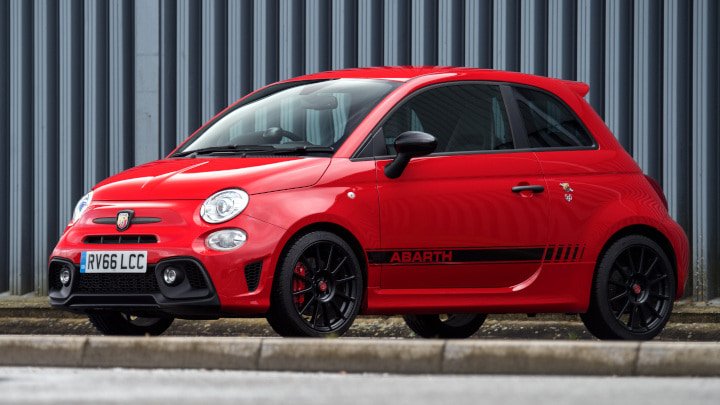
top-left (270, 146), bottom-right (335, 155)
top-left (173, 145), bottom-right (276, 158)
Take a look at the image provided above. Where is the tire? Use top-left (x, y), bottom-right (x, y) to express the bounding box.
top-left (88, 312), bottom-right (174, 336)
top-left (267, 231), bottom-right (364, 337)
top-left (581, 235), bottom-right (675, 340)
top-left (403, 314), bottom-right (487, 339)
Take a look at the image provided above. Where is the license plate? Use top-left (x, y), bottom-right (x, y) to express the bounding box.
top-left (80, 251), bottom-right (148, 273)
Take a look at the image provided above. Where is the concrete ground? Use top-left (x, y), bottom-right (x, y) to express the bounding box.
top-left (0, 295), bottom-right (718, 376)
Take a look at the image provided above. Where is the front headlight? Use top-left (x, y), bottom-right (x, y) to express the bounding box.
top-left (72, 191), bottom-right (93, 223)
top-left (200, 189), bottom-right (249, 224)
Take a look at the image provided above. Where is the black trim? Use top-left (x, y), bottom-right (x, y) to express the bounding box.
top-left (367, 244), bottom-right (586, 266)
top-left (367, 247), bottom-right (546, 266)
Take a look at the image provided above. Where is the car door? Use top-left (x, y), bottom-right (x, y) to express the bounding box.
top-left (369, 83), bottom-right (550, 289)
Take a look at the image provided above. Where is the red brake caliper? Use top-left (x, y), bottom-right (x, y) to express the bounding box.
top-left (293, 262), bottom-right (307, 306)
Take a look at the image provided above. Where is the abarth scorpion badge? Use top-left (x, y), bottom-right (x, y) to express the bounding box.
top-left (116, 210), bottom-right (134, 232)
top-left (560, 183), bottom-right (574, 202)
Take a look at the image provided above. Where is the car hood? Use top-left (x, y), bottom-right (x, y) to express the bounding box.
top-left (92, 157), bottom-right (331, 201)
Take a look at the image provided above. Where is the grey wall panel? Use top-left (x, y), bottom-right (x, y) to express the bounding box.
top-left (383, 0), bottom-right (409, 66)
top-left (253, 0), bottom-right (279, 89)
top-left (109, 0), bottom-right (133, 174)
top-left (493, 0), bottom-right (518, 71)
top-left (305, 0), bottom-right (330, 74)
top-left (83, 0), bottom-right (109, 190)
top-left (438, 0), bottom-right (463, 66)
top-left (576, 0), bottom-right (604, 114)
top-left (280, 0), bottom-right (305, 79)
top-left (176, 0), bottom-right (201, 144)
top-left (692, 0), bottom-right (720, 301)
top-left (2, 0), bottom-right (719, 299)
top-left (161, 0), bottom-right (178, 156)
top-left (358, 0), bottom-right (382, 67)
top-left (32, 0), bottom-right (59, 295)
top-left (9, 0), bottom-right (34, 294)
top-left (632, 0), bottom-right (662, 181)
top-left (662, 0), bottom-right (691, 235)
top-left (548, 0), bottom-right (576, 79)
top-left (227, 0), bottom-right (253, 105)
top-left (135, 0), bottom-right (161, 164)
top-left (604, 0), bottom-right (633, 151)
top-left (520, 0), bottom-right (547, 76)
top-left (411, 0), bottom-right (437, 66)
top-left (201, 0), bottom-right (228, 123)
top-left (332, 0), bottom-right (358, 70)
top-left (0, 0), bottom-right (10, 291)
top-left (463, 0), bottom-right (491, 68)
top-left (58, 0), bottom-right (85, 236)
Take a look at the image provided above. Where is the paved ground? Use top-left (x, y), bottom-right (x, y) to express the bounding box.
top-left (0, 296), bottom-right (718, 341)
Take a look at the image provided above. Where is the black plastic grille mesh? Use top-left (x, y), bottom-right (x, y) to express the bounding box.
top-left (84, 235), bottom-right (158, 244)
top-left (76, 270), bottom-right (159, 294)
top-left (244, 261), bottom-right (263, 292)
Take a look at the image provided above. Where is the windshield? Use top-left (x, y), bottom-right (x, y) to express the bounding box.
top-left (174, 79), bottom-right (400, 157)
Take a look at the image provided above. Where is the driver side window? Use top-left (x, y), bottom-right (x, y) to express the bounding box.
top-left (381, 84), bottom-right (513, 155)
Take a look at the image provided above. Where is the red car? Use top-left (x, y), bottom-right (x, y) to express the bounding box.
top-left (49, 67), bottom-right (689, 340)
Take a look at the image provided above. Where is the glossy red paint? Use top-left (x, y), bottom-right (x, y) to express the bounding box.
top-left (50, 67), bottom-right (689, 339)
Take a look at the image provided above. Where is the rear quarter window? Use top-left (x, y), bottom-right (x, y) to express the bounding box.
top-left (513, 86), bottom-right (596, 149)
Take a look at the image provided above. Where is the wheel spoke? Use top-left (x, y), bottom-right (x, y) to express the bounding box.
top-left (292, 272), bottom-right (312, 283)
top-left (637, 247), bottom-right (645, 275)
top-left (298, 295), bottom-right (317, 316)
top-left (609, 291), bottom-right (627, 302)
top-left (292, 287), bottom-right (313, 296)
top-left (330, 300), bottom-right (346, 320)
top-left (644, 302), bottom-right (661, 319)
top-left (321, 302), bottom-right (331, 328)
top-left (335, 290), bottom-right (355, 303)
top-left (643, 256), bottom-right (659, 277)
top-left (648, 274), bottom-right (668, 286)
top-left (612, 264), bottom-right (631, 280)
top-left (335, 275), bottom-right (356, 284)
top-left (311, 301), bottom-right (321, 328)
top-left (330, 256), bottom-right (348, 275)
top-left (325, 245), bottom-right (334, 272)
top-left (637, 304), bottom-right (650, 327)
top-left (609, 279), bottom-right (628, 289)
top-left (614, 299), bottom-right (631, 321)
top-left (649, 292), bottom-right (670, 301)
top-left (315, 244), bottom-right (323, 272)
top-left (626, 249), bottom-right (638, 275)
top-left (626, 305), bottom-right (639, 329)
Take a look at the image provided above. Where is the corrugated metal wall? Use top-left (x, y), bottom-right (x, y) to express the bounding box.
top-left (1, 0), bottom-right (718, 300)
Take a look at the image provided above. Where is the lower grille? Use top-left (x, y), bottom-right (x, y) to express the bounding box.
top-left (76, 270), bottom-right (159, 294)
top-left (245, 261), bottom-right (263, 292)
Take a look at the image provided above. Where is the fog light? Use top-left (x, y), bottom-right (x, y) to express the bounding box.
top-left (163, 267), bottom-right (180, 285)
top-left (206, 229), bottom-right (247, 252)
top-left (59, 268), bottom-right (71, 286)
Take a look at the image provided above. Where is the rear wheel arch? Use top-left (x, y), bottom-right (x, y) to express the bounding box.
top-left (594, 224), bottom-right (679, 289)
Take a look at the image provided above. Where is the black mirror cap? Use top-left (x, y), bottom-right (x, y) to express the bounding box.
top-left (384, 131), bottom-right (437, 179)
top-left (394, 131), bottom-right (438, 157)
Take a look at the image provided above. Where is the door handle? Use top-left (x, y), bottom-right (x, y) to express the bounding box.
top-left (511, 185), bottom-right (545, 193)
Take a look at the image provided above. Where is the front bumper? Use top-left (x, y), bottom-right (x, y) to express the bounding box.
top-left (49, 199), bottom-right (288, 318)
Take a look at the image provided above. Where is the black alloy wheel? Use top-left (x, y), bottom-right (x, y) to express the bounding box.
top-left (267, 231), bottom-right (364, 337)
top-left (403, 313), bottom-right (487, 339)
top-left (581, 235), bottom-right (675, 340)
top-left (87, 312), bottom-right (174, 336)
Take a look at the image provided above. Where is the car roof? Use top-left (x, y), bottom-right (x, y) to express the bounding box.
top-left (285, 66), bottom-right (590, 98)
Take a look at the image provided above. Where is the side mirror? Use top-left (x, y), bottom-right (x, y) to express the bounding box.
top-left (384, 131), bottom-right (437, 179)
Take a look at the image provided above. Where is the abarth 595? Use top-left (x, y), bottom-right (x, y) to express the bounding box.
top-left (49, 67), bottom-right (688, 340)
